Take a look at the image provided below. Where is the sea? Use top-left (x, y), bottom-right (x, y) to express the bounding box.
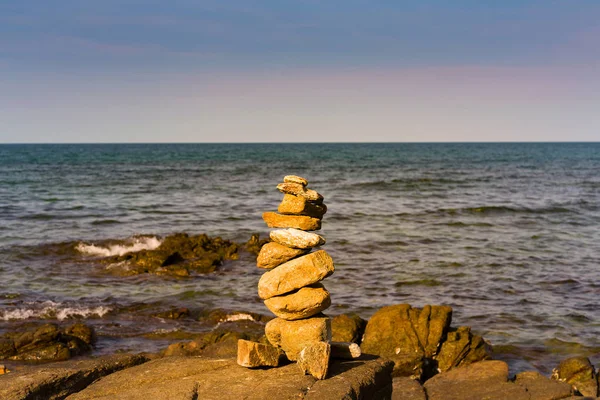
top-left (1, 143), bottom-right (599, 374)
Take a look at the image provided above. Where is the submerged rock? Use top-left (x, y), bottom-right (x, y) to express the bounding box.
top-left (0, 323), bottom-right (95, 362)
top-left (104, 233), bottom-right (239, 276)
top-left (244, 233), bottom-right (269, 256)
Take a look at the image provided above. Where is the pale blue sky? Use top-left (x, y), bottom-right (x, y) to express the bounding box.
top-left (1, 1), bottom-right (599, 142)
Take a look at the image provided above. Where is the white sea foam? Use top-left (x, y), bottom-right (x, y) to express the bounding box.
top-left (0, 301), bottom-right (111, 321)
top-left (76, 236), bottom-right (162, 257)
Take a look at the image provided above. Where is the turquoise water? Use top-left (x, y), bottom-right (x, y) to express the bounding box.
top-left (1, 143), bottom-right (599, 372)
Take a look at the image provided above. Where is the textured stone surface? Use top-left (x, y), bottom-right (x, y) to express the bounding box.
top-left (284, 175), bottom-right (308, 186)
top-left (361, 304), bottom-right (452, 376)
top-left (297, 341), bottom-right (331, 380)
top-left (515, 370), bottom-right (573, 400)
top-left (331, 313), bottom-right (367, 344)
top-left (264, 284), bottom-right (331, 320)
top-left (262, 212), bottom-right (321, 231)
top-left (237, 339), bottom-right (285, 368)
top-left (552, 356), bottom-right (598, 397)
top-left (330, 342), bottom-right (361, 359)
top-left (277, 182), bottom-right (323, 202)
top-left (305, 358), bottom-right (394, 400)
top-left (270, 228), bottom-right (325, 249)
top-left (258, 250), bottom-right (334, 300)
top-left (424, 361), bottom-right (529, 400)
top-left (256, 242), bottom-right (309, 269)
top-left (392, 377), bottom-right (426, 400)
top-left (265, 316), bottom-right (331, 361)
top-left (278, 194), bottom-right (327, 218)
top-left (66, 357), bottom-right (392, 400)
top-left (436, 326), bottom-right (492, 372)
top-left (0, 354), bottom-right (149, 400)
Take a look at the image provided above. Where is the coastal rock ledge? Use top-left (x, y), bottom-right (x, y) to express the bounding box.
top-left (0, 355), bottom-right (393, 400)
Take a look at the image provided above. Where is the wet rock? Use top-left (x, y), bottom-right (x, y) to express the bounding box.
top-left (435, 326), bottom-right (492, 372)
top-left (331, 342), bottom-right (362, 359)
top-left (1, 323), bottom-right (95, 362)
top-left (237, 339), bottom-right (286, 368)
top-left (392, 377), bottom-right (426, 400)
top-left (258, 250), bottom-right (334, 299)
top-left (162, 320), bottom-right (267, 358)
top-left (256, 242), bottom-right (309, 269)
top-left (65, 323), bottom-right (96, 345)
top-left (277, 182), bottom-right (324, 203)
top-left (0, 339), bottom-right (16, 358)
top-left (270, 228), bottom-right (326, 249)
top-left (552, 356), bottom-right (598, 397)
top-left (265, 315), bottom-right (331, 361)
top-left (361, 304), bottom-right (452, 377)
top-left (278, 194), bottom-right (327, 218)
top-left (0, 353), bottom-right (149, 400)
top-left (262, 212), bottom-right (322, 231)
top-left (244, 233), bottom-right (269, 256)
top-left (331, 313), bottom-right (367, 344)
top-left (423, 360), bottom-right (529, 400)
top-left (515, 370), bottom-right (573, 400)
top-left (152, 307), bottom-right (190, 320)
top-left (263, 283), bottom-right (331, 320)
top-left (298, 341), bottom-right (331, 380)
top-left (105, 233), bottom-right (239, 276)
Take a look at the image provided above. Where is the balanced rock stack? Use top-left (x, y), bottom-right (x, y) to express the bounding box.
top-left (237, 175), bottom-right (343, 380)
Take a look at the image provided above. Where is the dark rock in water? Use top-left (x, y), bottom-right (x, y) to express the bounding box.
top-left (552, 356), bottom-right (598, 397)
top-left (244, 233), bottom-right (270, 256)
top-left (66, 356), bottom-right (393, 400)
top-left (331, 313), bottom-right (366, 344)
top-left (0, 353), bottom-right (149, 400)
top-left (514, 370), bottom-right (573, 400)
top-left (65, 323), bottom-right (96, 345)
top-left (0, 323), bottom-right (95, 362)
top-left (423, 360), bottom-right (529, 400)
top-left (162, 319), bottom-right (268, 358)
top-left (152, 307), bottom-right (190, 320)
top-left (361, 304), bottom-right (452, 377)
top-left (105, 233), bottom-right (239, 276)
top-left (435, 326), bottom-right (492, 372)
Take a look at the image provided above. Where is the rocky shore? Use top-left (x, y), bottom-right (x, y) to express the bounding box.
top-left (1, 304), bottom-right (598, 399)
top-left (2, 176), bottom-right (598, 399)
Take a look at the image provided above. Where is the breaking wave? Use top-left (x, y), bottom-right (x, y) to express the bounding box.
top-left (76, 236), bottom-right (162, 257)
top-left (0, 301), bottom-right (112, 321)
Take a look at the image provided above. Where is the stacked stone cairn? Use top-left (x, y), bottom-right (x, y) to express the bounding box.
top-left (237, 175), bottom-right (360, 380)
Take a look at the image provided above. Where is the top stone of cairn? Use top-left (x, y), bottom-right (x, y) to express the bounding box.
top-left (284, 175), bottom-right (308, 186)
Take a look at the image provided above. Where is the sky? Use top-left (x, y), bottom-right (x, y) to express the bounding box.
top-left (0, 0), bottom-right (599, 143)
